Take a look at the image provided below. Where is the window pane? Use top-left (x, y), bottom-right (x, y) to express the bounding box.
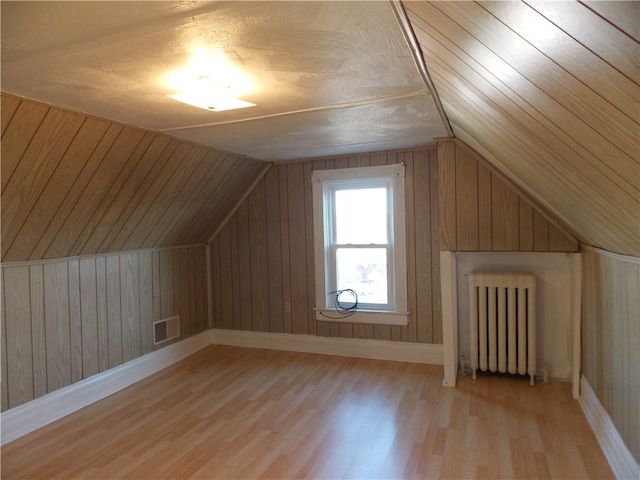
top-left (335, 188), bottom-right (387, 244)
top-left (336, 248), bottom-right (388, 305)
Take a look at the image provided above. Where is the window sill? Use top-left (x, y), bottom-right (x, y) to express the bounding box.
top-left (314, 309), bottom-right (409, 326)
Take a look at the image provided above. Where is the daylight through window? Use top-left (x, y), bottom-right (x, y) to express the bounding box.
top-left (312, 164), bottom-right (408, 326)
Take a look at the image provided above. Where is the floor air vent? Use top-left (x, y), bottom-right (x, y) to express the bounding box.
top-left (153, 316), bottom-right (180, 345)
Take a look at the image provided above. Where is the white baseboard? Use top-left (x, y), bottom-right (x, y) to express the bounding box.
top-left (579, 375), bottom-right (640, 479)
top-left (1, 331), bottom-right (211, 445)
top-left (2, 329), bottom-right (443, 445)
top-left (209, 329), bottom-right (443, 365)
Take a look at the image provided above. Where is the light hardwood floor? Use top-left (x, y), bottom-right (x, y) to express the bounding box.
top-left (2, 345), bottom-right (613, 479)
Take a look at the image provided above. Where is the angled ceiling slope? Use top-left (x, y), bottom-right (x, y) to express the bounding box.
top-left (405, 1), bottom-right (639, 256)
top-left (1, 1), bottom-right (449, 162)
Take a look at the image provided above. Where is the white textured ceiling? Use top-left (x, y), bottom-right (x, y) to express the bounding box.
top-left (1, 1), bottom-right (449, 161)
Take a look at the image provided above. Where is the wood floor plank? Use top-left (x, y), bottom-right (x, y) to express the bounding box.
top-left (1, 346), bottom-right (614, 479)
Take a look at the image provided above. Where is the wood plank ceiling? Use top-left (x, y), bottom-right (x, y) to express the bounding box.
top-left (404, 1), bottom-right (639, 256)
top-left (1, 94), bottom-right (267, 263)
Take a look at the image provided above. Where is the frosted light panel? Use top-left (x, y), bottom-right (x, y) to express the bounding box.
top-left (335, 188), bottom-right (387, 244)
top-left (336, 248), bottom-right (388, 304)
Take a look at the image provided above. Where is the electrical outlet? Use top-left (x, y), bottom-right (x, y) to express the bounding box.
top-left (284, 302), bottom-right (292, 313)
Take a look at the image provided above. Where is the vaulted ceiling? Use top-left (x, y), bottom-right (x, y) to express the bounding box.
top-left (406, 1), bottom-right (639, 257)
top-left (1, 1), bottom-right (638, 258)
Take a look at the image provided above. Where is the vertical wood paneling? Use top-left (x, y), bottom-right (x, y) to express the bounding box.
top-left (582, 249), bottom-right (640, 464)
top-left (139, 251), bottom-right (154, 355)
top-left (287, 162), bottom-right (309, 335)
top-left (106, 255), bottom-right (123, 369)
top-left (186, 248), bottom-right (197, 336)
top-left (95, 256), bottom-right (109, 372)
top-left (548, 223), bottom-right (579, 252)
top-left (477, 163), bottom-right (493, 251)
top-left (455, 145), bottom-right (479, 250)
top-left (229, 217), bottom-right (242, 331)
top-left (43, 262), bottom-right (71, 392)
top-left (533, 211), bottom-right (549, 252)
top-left (3, 266), bottom-right (34, 407)
top-left (205, 143), bottom-right (575, 348)
top-left (237, 202), bottom-right (253, 332)
top-left (491, 176), bottom-right (520, 251)
top-left (404, 153), bottom-right (417, 343)
top-left (120, 253), bottom-right (140, 363)
top-left (249, 181), bottom-right (269, 332)
top-left (218, 225), bottom-right (234, 330)
top-left (414, 150), bottom-right (433, 344)
top-left (151, 251), bottom-right (161, 341)
top-left (173, 248), bottom-right (193, 338)
top-left (159, 245), bottom-right (174, 321)
top-left (304, 161), bottom-right (317, 337)
top-left (279, 166), bottom-right (293, 334)
top-left (80, 258), bottom-right (99, 378)
top-left (209, 149), bottom-right (442, 345)
top-left (195, 247), bottom-right (208, 333)
top-left (210, 236), bottom-right (222, 330)
top-left (2, 245), bottom-right (208, 411)
top-left (437, 139), bottom-right (578, 253)
top-left (429, 150), bottom-right (443, 344)
top-left (68, 260), bottom-right (83, 383)
top-left (438, 140), bottom-right (457, 251)
top-left (29, 264), bottom-right (47, 398)
top-left (1, 292), bottom-right (8, 411)
top-left (519, 201), bottom-right (534, 252)
top-left (173, 249), bottom-right (186, 341)
top-left (265, 166), bottom-right (284, 333)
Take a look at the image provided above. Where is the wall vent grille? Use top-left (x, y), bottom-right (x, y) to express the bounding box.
top-left (153, 316), bottom-right (180, 345)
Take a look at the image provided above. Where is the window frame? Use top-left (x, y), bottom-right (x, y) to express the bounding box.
top-left (312, 164), bottom-right (408, 326)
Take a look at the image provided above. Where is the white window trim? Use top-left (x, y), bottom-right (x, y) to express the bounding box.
top-left (312, 164), bottom-right (408, 326)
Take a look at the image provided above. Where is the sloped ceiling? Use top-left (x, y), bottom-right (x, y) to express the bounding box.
top-left (1, 1), bottom-right (638, 259)
top-left (404, 1), bottom-right (639, 256)
top-left (1, 94), bottom-right (268, 262)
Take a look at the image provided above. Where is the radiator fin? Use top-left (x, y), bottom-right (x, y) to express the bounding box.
top-left (470, 273), bottom-right (536, 385)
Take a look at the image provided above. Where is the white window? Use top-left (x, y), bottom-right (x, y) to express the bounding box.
top-left (312, 164), bottom-right (408, 326)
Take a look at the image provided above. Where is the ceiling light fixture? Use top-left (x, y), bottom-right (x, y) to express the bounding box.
top-left (166, 49), bottom-right (256, 112)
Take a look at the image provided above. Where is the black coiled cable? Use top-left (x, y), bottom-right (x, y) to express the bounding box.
top-left (319, 288), bottom-right (358, 319)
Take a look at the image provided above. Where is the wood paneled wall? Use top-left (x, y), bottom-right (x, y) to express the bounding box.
top-left (438, 139), bottom-right (578, 252)
top-left (582, 248), bottom-right (640, 464)
top-left (406, 1), bottom-right (639, 257)
top-left (0, 94), bottom-right (268, 263)
top-left (209, 150), bottom-right (443, 344)
top-left (1, 245), bottom-right (208, 412)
